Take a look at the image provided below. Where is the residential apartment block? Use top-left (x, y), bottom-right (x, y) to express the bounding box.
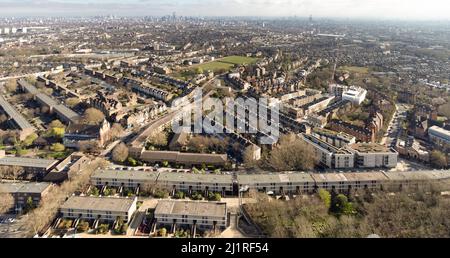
top-left (59, 196), bottom-right (137, 222)
top-left (428, 126), bottom-right (450, 146)
top-left (0, 182), bottom-right (52, 213)
top-left (154, 200), bottom-right (228, 229)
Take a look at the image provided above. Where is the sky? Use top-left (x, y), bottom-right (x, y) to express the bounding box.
top-left (0, 0), bottom-right (449, 20)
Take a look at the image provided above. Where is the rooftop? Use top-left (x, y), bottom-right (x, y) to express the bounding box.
top-left (342, 172), bottom-right (388, 182)
top-left (310, 173), bottom-right (349, 182)
top-left (0, 156), bottom-right (58, 169)
top-left (0, 95), bottom-right (35, 131)
top-left (0, 182), bottom-right (51, 194)
top-left (313, 128), bottom-right (355, 142)
top-left (429, 126), bottom-right (450, 139)
top-left (155, 200), bottom-right (227, 218)
top-left (60, 196), bottom-right (136, 213)
top-left (92, 169), bottom-right (159, 181)
top-left (350, 143), bottom-right (394, 153)
top-left (237, 173), bottom-right (314, 185)
top-left (157, 172), bottom-right (233, 184)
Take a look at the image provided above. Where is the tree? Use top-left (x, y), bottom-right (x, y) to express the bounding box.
top-left (329, 194), bottom-right (355, 217)
top-left (0, 165), bottom-right (23, 181)
top-left (112, 143), bottom-right (129, 163)
top-left (49, 127), bottom-right (65, 138)
top-left (109, 123), bottom-right (124, 139)
top-left (174, 191), bottom-right (185, 199)
top-left (5, 79), bottom-right (17, 92)
top-left (267, 134), bottom-right (317, 171)
top-left (191, 192), bottom-right (203, 200)
top-left (89, 186), bottom-right (100, 196)
top-left (318, 189), bottom-right (331, 209)
top-left (23, 133), bottom-right (38, 147)
top-left (0, 191), bottom-right (14, 214)
top-left (438, 102), bottom-right (450, 119)
top-left (24, 196), bottom-right (35, 213)
top-left (0, 114), bottom-right (8, 124)
top-left (97, 224), bottom-right (109, 234)
top-left (208, 192), bottom-right (221, 201)
top-left (195, 67), bottom-right (204, 75)
top-left (243, 146), bottom-right (259, 169)
top-left (49, 120), bottom-right (65, 129)
top-left (50, 143), bottom-right (65, 152)
top-left (78, 141), bottom-right (100, 153)
top-left (65, 97), bottom-right (80, 108)
top-left (83, 108), bottom-right (105, 125)
top-left (146, 131), bottom-right (168, 149)
top-left (158, 227), bottom-right (167, 237)
top-left (77, 221), bottom-right (90, 233)
top-left (430, 150), bottom-right (448, 168)
top-left (127, 157), bottom-right (137, 166)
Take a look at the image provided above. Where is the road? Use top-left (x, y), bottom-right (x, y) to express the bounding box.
top-left (382, 103), bottom-right (411, 148)
top-left (100, 130), bottom-right (134, 157)
top-left (129, 76), bottom-right (218, 147)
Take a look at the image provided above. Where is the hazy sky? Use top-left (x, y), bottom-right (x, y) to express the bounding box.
top-left (0, 0), bottom-right (449, 20)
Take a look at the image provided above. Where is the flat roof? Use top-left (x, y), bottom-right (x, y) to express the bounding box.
top-left (53, 104), bottom-right (81, 121)
top-left (237, 173), bottom-right (314, 185)
top-left (0, 182), bottom-right (51, 194)
top-left (155, 200), bottom-right (226, 218)
top-left (0, 95), bottom-right (34, 130)
top-left (429, 126), bottom-right (450, 140)
top-left (310, 173), bottom-right (349, 182)
top-left (18, 79), bottom-right (38, 94)
top-left (60, 196), bottom-right (135, 213)
top-left (383, 171), bottom-right (450, 181)
top-left (313, 128), bottom-right (355, 142)
top-left (350, 143), bottom-right (394, 153)
top-left (342, 172), bottom-right (388, 182)
top-left (91, 169), bottom-right (159, 181)
top-left (36, 93), bottom-right (58, 106)
top-left (0, 156), bottom-right (58, 169)
top-left (157, 172), bottom-right (233, 184)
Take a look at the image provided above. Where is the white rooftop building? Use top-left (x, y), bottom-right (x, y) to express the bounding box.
top-left (342, 86), bottom-right (367, 105)
top-left (428, 126), bottom-right (450, 146)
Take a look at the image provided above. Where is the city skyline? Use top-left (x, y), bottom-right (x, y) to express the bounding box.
top-left (0, 0), bottom-right (449, 20)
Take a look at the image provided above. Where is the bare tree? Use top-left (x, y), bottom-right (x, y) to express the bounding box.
top-left (147, 131), bottom-right (168, 148)
top-left (83, 108), bottom-right (105, 125)
top-left (0, 114), bottom-right (8, 124)
top-left (0, 187), bottom-right (14, 214)
top-left (4, 79), bottom-right (17, 92)
top-left (109, 123), bottom-right (124, 140)
top-left (0, 165), bottom-right (23, 181)
top-left (65, 97), bottom-right (80, 108)
top-left (266, 134), bottom-right (317, 171)
top-left (112, 143), bottom-right (129, 163)
top-left (430, 150), bottom-right (448, 168)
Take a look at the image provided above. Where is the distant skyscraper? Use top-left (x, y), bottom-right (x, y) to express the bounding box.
top-left (172, 12), bottom-right (176, 21)
top-left (309, 15), bottom-right (313, 24)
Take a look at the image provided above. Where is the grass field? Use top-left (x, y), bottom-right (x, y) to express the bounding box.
top-left (192, 61), bottom-right (235, 72)
top-left (219, 55), bottom-right (259, 65)
top-left (188, 55), bottom-right (260, 73)
top-left (338, 66), bottom-right (370, 74)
